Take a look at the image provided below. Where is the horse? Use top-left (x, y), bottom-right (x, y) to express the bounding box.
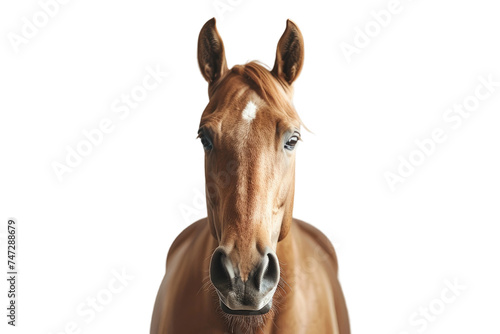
top-left (151, 18), bottom-right (350, 334)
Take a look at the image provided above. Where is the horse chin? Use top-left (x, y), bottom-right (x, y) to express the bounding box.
top-left (220, 300), bottom-right (272, 316)
top-left (219, 301), bottom-right (272, 333)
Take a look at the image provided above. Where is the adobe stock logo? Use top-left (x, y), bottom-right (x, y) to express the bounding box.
top-left (47, 268), bottom-right (134, 334)
top-left (397, 278), bottom-right (466, 334)
top-left (339, 0), bottom-right (418, 63)
top-left (51, 64), bottom-right (168, 182)
top-left (212, 0), bottom-right (245, 22)
top-left (7, 0), bottom-right (72, 54)
top-left (385, 74), bottom-right (499, 191)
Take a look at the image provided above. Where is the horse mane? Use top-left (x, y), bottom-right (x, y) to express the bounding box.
top-left (232, 62), bottom-right (288, 100)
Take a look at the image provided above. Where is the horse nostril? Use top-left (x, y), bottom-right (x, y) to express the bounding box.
top-left (254, 251), bottom-right (280, 293)
top-left (209, 248), bottom-right (232, 291)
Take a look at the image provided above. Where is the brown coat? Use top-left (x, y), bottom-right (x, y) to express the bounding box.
top-left (151, 218), bottom-right (350, 334)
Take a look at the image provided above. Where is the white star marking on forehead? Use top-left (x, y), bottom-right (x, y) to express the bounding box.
top-left (242, 100), bottom-right (258, 121)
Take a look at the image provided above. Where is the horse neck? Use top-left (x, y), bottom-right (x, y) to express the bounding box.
top-left (275, 223), bottom-right (298, 291)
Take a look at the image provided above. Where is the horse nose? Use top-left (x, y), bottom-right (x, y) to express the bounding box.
top-left (252, 251), bottom-right (280, 293)
top-left (209, 248), bottom-right (235, 290)
top-left (209, 247), bottom-right (280, 313)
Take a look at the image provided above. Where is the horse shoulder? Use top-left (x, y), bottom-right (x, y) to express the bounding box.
top-left (166, 218), bottom-right (209, 263)
top-left (290, 218), bottom-right (351, 334)
top-left (152, 218), bottom-right (222, 333)
top-left (293, 218), bottom-right (340, 271)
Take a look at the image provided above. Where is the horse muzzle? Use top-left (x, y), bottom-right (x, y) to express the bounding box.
top-left (209, 247), bottom-right (280, 315)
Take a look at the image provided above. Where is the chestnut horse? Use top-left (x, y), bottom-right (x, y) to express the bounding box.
top-left (151, 18), bottom-right (350, 334)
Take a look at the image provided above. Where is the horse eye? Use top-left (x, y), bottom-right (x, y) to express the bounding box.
top-left (285, 135), bottom-right (300, 151)
top-left (199, 134), bottom-right (213, 151)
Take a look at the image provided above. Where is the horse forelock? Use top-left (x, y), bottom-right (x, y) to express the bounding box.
top-left (205, 61), bottom-right (303, 128)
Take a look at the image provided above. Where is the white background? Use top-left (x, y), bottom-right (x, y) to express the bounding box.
top-left (1, 0), bottom-right (500, 333)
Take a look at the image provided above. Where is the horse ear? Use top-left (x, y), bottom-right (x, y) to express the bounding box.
top-left (197, 18), bottom-right (228, 84)
top-left (272, 19), bottom-right (304, 85)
